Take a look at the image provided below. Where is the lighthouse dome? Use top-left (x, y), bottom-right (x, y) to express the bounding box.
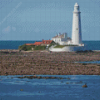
top-left (75, 3), bottom-right (79, 6)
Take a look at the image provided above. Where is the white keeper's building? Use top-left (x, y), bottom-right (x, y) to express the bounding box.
top-left (52, 33), bottom-right (71, 45)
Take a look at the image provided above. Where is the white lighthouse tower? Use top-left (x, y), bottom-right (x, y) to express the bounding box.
top-left (72, 3), bottom-right (82, 45)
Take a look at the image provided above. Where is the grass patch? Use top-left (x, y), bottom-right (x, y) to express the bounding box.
top-left (19, 44), bottom-right (46, 51)
top-left (65, 45), bottom-right (78, 46)
top-left (54, 45), bottom-right (65, 48)
top-left (34, 46), bottom-right (46, 50)
top-left (54, 44), bottom-right (78, 48)
top-left (19, 44), bottom-right (35, 51)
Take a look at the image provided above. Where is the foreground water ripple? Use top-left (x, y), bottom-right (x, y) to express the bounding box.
top-left (0, 75), bottom-right (100, 100)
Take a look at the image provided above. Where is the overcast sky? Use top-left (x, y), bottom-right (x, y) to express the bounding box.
top-left (0, 0), bottom-right (100, 40)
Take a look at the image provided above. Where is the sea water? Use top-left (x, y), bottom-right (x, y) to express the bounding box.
top-left (0, 41), bottom-right (100, 50)
top-left (0, 75), bottom-right (100, 100)
top-left (79, 61), bottom-right (100, 64)
top-left (0, 41), bottom-right (36, 49)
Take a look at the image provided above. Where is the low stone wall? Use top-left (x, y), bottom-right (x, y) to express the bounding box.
top-left (49, 46), bottom-right (85, 52)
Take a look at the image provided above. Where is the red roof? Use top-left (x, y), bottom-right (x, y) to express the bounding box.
top-left (25, 40), bottom-right (52, 46)
top-left (33, 42), bottom-right (42, 45)
top-left (42, 40), bottom-right (52, 44)
top-left (26, 43), bottom-right (34, 46)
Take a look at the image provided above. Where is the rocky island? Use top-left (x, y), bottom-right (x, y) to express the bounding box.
top-left (0, 50), bottom-right (100, 75)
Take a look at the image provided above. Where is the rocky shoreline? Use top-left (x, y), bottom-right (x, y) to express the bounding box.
top-left (0, 50), bottom-right (100, 75)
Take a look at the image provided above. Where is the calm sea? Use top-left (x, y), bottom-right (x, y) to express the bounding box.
top-left (0, 75), bottom-right (100, 100)
top-left (0, 41), bottom-right (100, 50)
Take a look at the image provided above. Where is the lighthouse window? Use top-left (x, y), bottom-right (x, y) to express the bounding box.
top-left (76, 28), bottom-right (78, 30)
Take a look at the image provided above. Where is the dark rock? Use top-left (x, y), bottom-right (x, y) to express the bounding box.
top-left (20, 89), bottom-right (23, 91)
top-left (67, 77), bottom-right (70, 80)
top-left (17, 75), bottom-right (65, 80)
top-left (82, 84), bottom-right (88, 88)
top-left (66, 82), bottom-right (69, 84)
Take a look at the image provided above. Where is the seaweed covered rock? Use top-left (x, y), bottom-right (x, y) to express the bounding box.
top-left (82, 84), bottom-right (88, 88)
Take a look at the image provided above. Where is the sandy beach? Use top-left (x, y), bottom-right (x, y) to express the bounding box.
top-left (0, 50), bottom-right (100, 75)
